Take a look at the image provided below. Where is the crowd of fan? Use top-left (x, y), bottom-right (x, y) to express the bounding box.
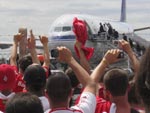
top-left (0, 27), bottom-right (150, 113)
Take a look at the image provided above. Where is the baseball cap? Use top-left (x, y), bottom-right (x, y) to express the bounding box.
top-left (0, 64), bottom-right (16, 91)
top-left (24, 64), bottom-right (46, 87)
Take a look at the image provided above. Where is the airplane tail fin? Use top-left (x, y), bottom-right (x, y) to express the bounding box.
top-left (120, 0), bottom-right (126, 22)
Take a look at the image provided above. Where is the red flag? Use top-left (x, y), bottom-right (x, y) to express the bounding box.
top-left (73, 17), bottom-right (94, 60)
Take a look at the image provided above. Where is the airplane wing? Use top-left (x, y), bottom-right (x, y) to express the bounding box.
top-left (132, 33), bottom-right (150, 47)
top-left (0, 42), bottom-right (12, 49)
top-left (134, 26), bottom-right (150, 32)
top-left (0, 41), bottom-right (43, 49)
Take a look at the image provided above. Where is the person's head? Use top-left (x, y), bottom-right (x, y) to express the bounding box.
top-left (136, 46), bottom-right (150, 108)
top-left (46, 71), bottom-right (72, 106)
top-left (103, 68), bottom-right (129, 98)
top-left (128, 81), bottom-right (142, 107)
top-left (24, 64), bottom-right (46, 93)
top-left (0, 64), bottom-right (16, 92)
top-left (5, 92), bottom-right (44, 113)
top-left (65, 67), bottom-right (79, 88)
top-left (18, 54), bottom-right (33, 74)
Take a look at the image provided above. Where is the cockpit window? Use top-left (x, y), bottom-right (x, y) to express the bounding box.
top-left (54, 26), bottom-right (72, 32)
top-left (62, 26), bottom-right (72, 31)
top-left (54, 27), bottom-right (62, 32)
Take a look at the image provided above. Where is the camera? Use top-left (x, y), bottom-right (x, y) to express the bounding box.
top-left (117, 50), bottom-right (124, 58)
top-left (113, 40), bottom-right (119, 46)
top-left (51, 49), bottom-right (59, 58)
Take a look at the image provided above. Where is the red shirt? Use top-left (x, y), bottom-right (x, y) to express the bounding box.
top-left (13, 73), bottom-right (25, 93)
top-left (0, 98), bottom-right (6, 112)
top-left (95, 87), bottom-right (111, 113)
top-left (43, 66), bottom-right (50, 78)
top-left (75, 87), bottom-right (111, 113)
top-left (12, 66), bottom-right (25, 93)
top-left (95, 96), bottom-right (111, 113)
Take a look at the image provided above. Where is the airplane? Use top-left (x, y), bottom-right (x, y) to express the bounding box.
top-left (0, 0), bottom-right (150, 71)
top-left (48, 0), bottom-right (150, 69)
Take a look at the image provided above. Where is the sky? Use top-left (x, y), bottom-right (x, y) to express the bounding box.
top-left (0, 0), bottom-right (150, 41)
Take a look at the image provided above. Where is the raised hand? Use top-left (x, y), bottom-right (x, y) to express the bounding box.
top-left (13, 33), bottom-right (23, 44)
top-left (56, 46), bottom-right (73, 63)
top-left (119, 39), bottom-right (133, 55)
top-left (103, 49), bottom-right (121, 66)
top-left (39, 35), bottom-right (50, 68)
top-left (28, 30), bottom-right (36, 49)
top-left (39, 35), bottom-right (48, 45)
top-left (75, 40), bottom-right (82, 50)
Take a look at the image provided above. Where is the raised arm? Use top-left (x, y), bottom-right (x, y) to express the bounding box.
top-left (90, 49), bottom-right (121, 94)
top-left (57, 46), bottom-right (96, 95)
top-left (28, 30), bottom-right (40, 65)
top-left (75, 40), bottom-right (91, 74)
top-left (119, 39), bottom-right (140, 81)
top-left (39, 36), bottom-right (50, 67)
top-left (10, 33), bottom-right (23, 66)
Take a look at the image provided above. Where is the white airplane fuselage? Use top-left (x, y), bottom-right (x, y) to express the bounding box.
top-left (48, 14), bottom-right (134, 68)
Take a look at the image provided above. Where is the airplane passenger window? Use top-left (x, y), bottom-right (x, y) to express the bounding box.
top-left (62, 26), bottom-right (71, 31)
top-left (54, 27), bottom-right (62, 32)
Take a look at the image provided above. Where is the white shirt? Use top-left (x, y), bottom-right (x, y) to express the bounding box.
top-left (39, 96), bottom-right (50, 112)
top-left (45, 92), bottom-right (96, 113)
top-left (109, 103), bottom-right (116, 113)
top-left (0, 92), bottom-right (15, 100)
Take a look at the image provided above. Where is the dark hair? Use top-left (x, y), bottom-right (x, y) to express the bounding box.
top-left (5, 92), bottom-right (44, 113)
top-left (24, 64), bottom-right (46, 92)
top-left (65, 67), bottom-right (79, 88)
top-left (136, 46), bottom-right (150, 106)
top-left (128, 82), bottom-right (142, 105)
top-left (103, 68), bottom-right (128, 96)
top-left (18, 55), bottom-right (33, 73)
top-left (46, 72), bottom-right (72, 103)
